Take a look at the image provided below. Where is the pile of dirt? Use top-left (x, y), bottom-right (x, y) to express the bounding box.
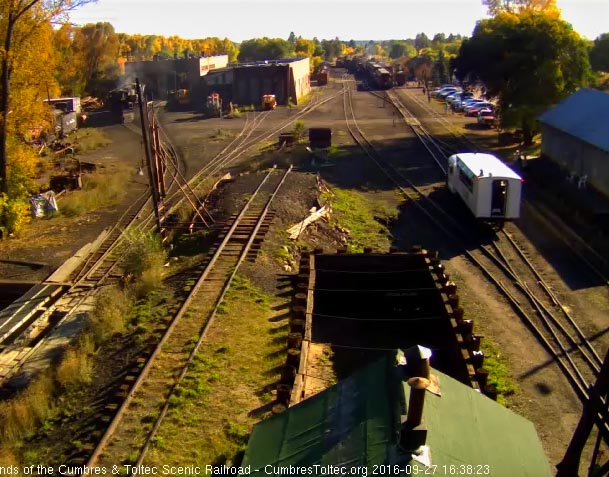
top-left (207, 169), bottom-right (343, 294)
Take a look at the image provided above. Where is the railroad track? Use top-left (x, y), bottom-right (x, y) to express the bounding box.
top-left (342, 76), bottom-right (609, 418)
top-left (141, 89), bottom-right (345, 231)
top-left (362, 83), bottom-right (609, 437)
top-left (0, 87), bottom-right (345, 391)
top-left (399, 86), bottom-right (609, 283)
top-left (72, 166), bottom-right (291, 470)
top-left (388, 87), bottom-right (609, 386)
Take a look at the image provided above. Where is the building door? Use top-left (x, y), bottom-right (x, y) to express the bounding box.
top-left (491, 180), bottom-right (508, 216)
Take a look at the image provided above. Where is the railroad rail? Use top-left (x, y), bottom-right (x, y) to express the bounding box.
top-left (367, 82), bottom-right (609, 438)
top-left (340, 74), bottom-right (609, 438)
top-left (399, 87), bottom-right (609, 282)
top-left (0, 86), bottom-right (345, 391)
top-left (76, 166), bottom-right (291, 469)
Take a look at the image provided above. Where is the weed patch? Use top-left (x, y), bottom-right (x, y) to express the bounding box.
top-left (144, 275), bottom-right (285, 466)
top-left (209, 129), bottom-right (234, 141)
top-left (90, 286), bottom-right (133, 345)
top-left (55, 337), bottom-right (95, 390)
top-left (73, 128), bottom-right (112, 153)
top-left (122, 231), bottom-right (167, 297)
top-left (59, 168), bottom-right (130, 216)
top-left (480, 339), bottom-right (518, 406)
top-left (322, 188), bottom-right (395, 252)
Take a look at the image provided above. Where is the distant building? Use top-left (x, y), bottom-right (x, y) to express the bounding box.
top-left (124, 55), bottom-right (229, 102)
top-left (202, 57), bottom-right (311, 108)
top-left (538, 88), bottom-right (609, 198)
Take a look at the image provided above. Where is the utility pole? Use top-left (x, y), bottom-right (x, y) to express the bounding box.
top-left (136, 78), bottom-right (162, 235)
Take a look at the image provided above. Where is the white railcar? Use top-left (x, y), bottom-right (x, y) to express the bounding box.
top-left (447, 153), bottom-right (522, 222)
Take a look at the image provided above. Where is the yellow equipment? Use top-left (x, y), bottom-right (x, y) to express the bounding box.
top-left (261, 94), bottom-right (277, 110)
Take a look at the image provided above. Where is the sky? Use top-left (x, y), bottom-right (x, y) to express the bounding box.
top-left (68, 0), bottom-right (609, 42)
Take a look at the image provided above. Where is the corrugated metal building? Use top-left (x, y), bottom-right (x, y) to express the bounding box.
top-left (202, 57), bottom-right (310, 107)
top-left (124, 55), bottom-right (229, 102)
top-left (538, 88), bottom-right (609, 198)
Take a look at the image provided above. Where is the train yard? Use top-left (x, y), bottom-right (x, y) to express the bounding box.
top-left (0, 66), bottom-right (608, 472)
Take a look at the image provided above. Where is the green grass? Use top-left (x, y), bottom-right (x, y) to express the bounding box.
top-left (73, 128), bottom-right (111, 153)
top-left (58, 167), bottom-right (130, 216)
top-left (322, 188), bottom-right (396, 253)
top-left (480, 339), bottom-right (518, 406)
top-left (144, 274), bottom-right (285, 466)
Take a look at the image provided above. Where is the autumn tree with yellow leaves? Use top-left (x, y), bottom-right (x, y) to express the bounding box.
top-left (482, 0), bottom-right (560, 16)
top-left (0, 0), bottom-right (95, 235)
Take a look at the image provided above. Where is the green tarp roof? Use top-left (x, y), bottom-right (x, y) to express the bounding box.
top-left (242, 350), bottom-right (552, 477)
top-left (243, 355), bottom-right (400, 469)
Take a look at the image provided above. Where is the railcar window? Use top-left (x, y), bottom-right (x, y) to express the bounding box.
top-left (457, 159), bottom-right (475, 192)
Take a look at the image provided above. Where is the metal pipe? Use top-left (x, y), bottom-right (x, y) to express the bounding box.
top-left (406, 377), bottom-right (430, 427)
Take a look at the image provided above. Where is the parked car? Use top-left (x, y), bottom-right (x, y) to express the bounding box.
top-left (438, 88), bottom-right (462, 99)
top-left (448, 92), bottom-right (474, 106)
top-left (465, 102), bottom-right (494, 116)
top-left (431, 87), bottom-right (459, 98)
top-left (445, 93), bottom-right (460, 103)
top-left (477, 109), bottom-right (497, 127)
top-left (454, 98), bottom-right (484, 112)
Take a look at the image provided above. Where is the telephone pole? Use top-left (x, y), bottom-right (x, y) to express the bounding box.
top-left (136, 78), bottom-right (162, 234)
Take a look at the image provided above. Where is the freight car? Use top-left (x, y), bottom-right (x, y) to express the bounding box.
top-left (447, 152), bottom-right (522, 225)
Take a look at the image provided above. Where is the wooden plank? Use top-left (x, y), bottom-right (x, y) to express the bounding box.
top-left (298, 340), bottom-right (310, 375)
top-left (305, 254), bottom-right (316, 342)
top-left (290, 374), bottom-right (304, 405)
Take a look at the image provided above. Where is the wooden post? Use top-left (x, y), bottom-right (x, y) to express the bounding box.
top-left (136, 79), bottom-right (162, 234)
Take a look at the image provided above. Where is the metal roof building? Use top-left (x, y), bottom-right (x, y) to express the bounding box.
top-left (242, 349), bottom-right (552, 476)
top-left (538, 88), bottom-right (609, 198)
top-left (202, 57), bottom-right (310, 107)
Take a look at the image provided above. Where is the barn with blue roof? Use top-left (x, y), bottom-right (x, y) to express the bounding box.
top-left (538, 88), bottom-right (609, 198)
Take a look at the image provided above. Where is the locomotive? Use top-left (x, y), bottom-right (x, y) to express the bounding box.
top-left (365, 60), bottom-right (393, 90)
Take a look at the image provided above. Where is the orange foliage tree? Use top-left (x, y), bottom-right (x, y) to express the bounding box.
top-left (0, 0), bottom-right (94, 234)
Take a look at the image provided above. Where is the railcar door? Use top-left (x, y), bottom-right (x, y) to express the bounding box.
top-left (491, 180), bottom-right (508, 216)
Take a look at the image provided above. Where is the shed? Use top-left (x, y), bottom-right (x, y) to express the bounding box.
top-left (201, 57), bottom-right (310, 107)
top-left (538, 88), bottom-right (609, 198)
top-left (242, 349), bottom-right (552, 476)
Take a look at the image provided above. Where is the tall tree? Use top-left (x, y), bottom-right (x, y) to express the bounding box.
top-left (482, 0), bottom-right (560, 16)
top-left (53, 23), bottom-right (86, 95)
top-left (294, 37), bottom-right (315, 57)
top-left (433, 49), bottom-right (449, 84)
top-left (237, 37), bottom-right (295, 62)
top-left (73, 22), bottom-right (120, 96)
top-left (414, 33), bottom-right (431, 55)
top-left (389, 42), bottom-right (408, 59)
top-left (321, 38), bottom-right (343, 60)
top-left (454, 11), bottom-right (590, 144)
top-left (590, 33), bottom-right (609, 72)
top-left (1, 0), bottom-right (95, 195)
top-left (287, 31), bottom-right (296, 45)
top-left (432, 33), bottom-right (446, 44)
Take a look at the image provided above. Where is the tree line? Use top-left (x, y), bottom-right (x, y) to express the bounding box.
top-left (1, 0), bottom-right (609, 235)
